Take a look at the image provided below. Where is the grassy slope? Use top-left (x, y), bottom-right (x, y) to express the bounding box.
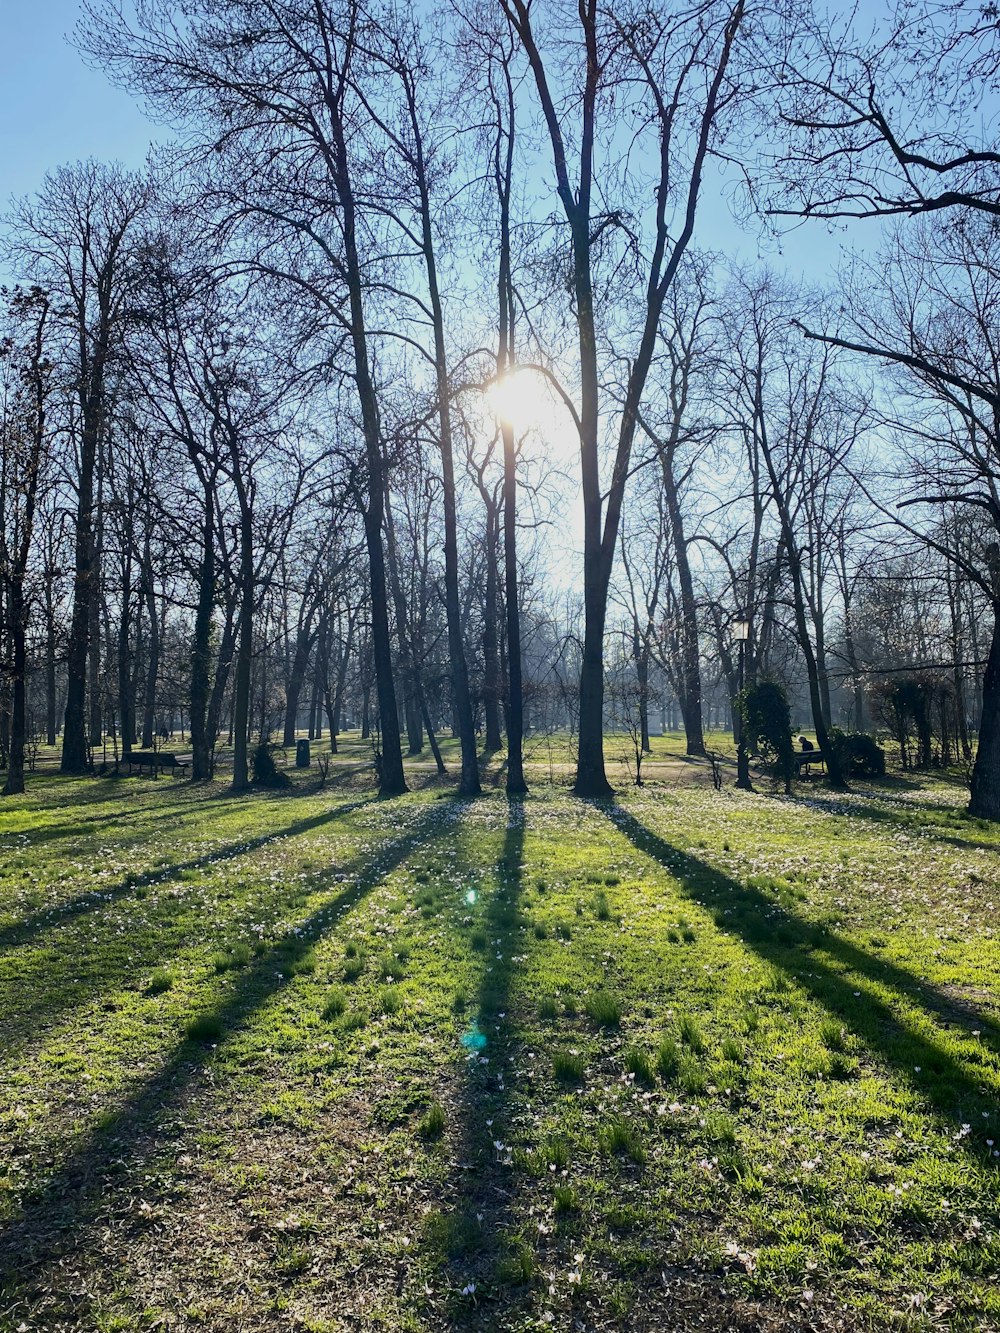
top-left (0, 755), bottom-right (998, 1332)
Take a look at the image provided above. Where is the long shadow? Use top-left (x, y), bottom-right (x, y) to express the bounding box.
top-left (785, 788), bottom-right (1000, 857)
top-left (441, 796), bottom-right (528, 1326)
top-left (0, 799), bottom-right (224, 849)
top-left (0, 794), bottom-right (377, 1067)
top-left (0, 793), bottom-right (374, 956)
top-left (603, 803), bottom-right (1000, 1162)
top-left (0, 798), bottom-right (448, 1300)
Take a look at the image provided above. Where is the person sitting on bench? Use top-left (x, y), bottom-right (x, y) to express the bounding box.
top-left (799, 736), bottom-right (815, 752)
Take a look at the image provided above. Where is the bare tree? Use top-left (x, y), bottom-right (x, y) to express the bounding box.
top-left (1, 288), bottom-right (55, 795)
top-left (3, 163), bottom-right (148, 773)
top-left (499, 0), bottom-right (746, 795)
top-left (796, 216), bottom-right (1000, 817)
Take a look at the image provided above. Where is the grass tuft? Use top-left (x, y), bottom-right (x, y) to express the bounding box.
top-left (553, 1051), bottom-right (586, 1083)
top-left (186, 1013), bottom-right (223, 1044)
top-left (585, 991), bottom-right (622, 1028)
top-left (146, 968), bottom-right (174, 995)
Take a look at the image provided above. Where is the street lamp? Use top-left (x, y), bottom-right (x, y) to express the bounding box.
top-left (733, 616), bottom-right (753, 791)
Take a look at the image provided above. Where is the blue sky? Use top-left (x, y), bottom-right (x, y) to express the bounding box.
top-left (0, 4), bottom-right (160, 210)
top-left (1, 2), bottom-right (855, 282)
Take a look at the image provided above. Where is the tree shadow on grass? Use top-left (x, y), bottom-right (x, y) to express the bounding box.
top-left (603, 802), bottom-right (1000, 1164)
top-left (433, 796), bottom-right (531, 1329)
top-left (0, 793), bottom-right (387, 1074)
top-left (0, 799), bottom-right (450, 1308)
top-left (0, 793), bottom-right (376, 957)
top-left (785, 788), bottom-right (1000, 857)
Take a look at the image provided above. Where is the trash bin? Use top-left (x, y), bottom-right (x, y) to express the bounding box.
top-left (296, 738), bottom-right (311, 768)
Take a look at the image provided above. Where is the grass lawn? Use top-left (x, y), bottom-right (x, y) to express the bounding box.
top-left (0, 748), bottom-right (998, 1331)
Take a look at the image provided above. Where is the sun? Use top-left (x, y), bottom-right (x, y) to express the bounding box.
top-left (486, 368), bottom-right (572, 443)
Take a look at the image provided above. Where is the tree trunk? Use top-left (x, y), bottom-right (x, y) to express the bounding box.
top-left (661, 461), bottom-right (706, 757)
top-left (61, 423), bottom-right (99, 773)
top-left (329, 109), bottom-right (405, 797)
top-left (2, 583), bottom-right (28, 796)
top-left (414, 138), bottom-right (480, 796)
top-left (45, 590), bottom-right (57, 747)
top-left (482, 505), bottom-right (503, 753)
top-left (88, 467), bottom-right (104, 749)
top-left (405, 684), bottom-right (424, 755)
top-left (637, 640), bottom-right (651, 754)
top-left (230, 531), bottom-right (254, 792)
top-left (207, 588), bottom-right (237, 773)
top-left (969, 604), bottom-right (1000, 820)
top-left (189, 492), bottom-right (215, 781)
top-left (117, 585), bottom-right (135, 761)
top-left (141, 532), bottom-right (159, 749)
top-left (282, 626), bottom-right (312, 747)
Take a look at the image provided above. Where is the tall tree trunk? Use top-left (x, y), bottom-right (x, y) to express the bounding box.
top-left (2, 583), bottom-right (28, 796)
top-left (117, 585), bottom-right (135, 761)
top-left (88, 455), bottom-right (105, 749)
top-left (493, 65), bottom-right (527, 796)
top-left (189, 492), bottom-right (215, 781)
top-left (404, 684), bottom-right (424, 755)
top-left (637, 641), bottom-right (651, 754)
top-left (141, 531), bottom-right (159, 749)
top-left (482, 505), bottom-right (503, 753)
top-left (330, 110), bottom-right (405, 796)
top-left (61, 422), bottom-right (99, 772)
top-left (282, 626), bottom-right (313, 746)
top-left (230, 514), bottom-right (254, 792)
top-left (412, 121), bottom-right (480, 796)
top-left (384, 484), bottom-right (437, 769)
top-left (661, 466), bottom-right (705, 757)
top-left (44, 583), bottom-right (57, 747)
top-left (207, 580), bottom-right (238, 776)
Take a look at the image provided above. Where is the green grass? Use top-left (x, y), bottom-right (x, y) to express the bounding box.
top-left (0, 754), bottom-right (998, 1330)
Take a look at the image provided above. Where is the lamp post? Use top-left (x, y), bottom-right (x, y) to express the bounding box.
top-left (733, 616), bottom-right (752, 792)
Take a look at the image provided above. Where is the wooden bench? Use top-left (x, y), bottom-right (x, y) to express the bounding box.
top-left (793, 749), bottom-right (827, 776)
top-left (125, 751), bottom-right (192, 778)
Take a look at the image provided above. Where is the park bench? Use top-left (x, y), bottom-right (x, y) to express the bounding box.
top-left (793, 749), bottom-right (827, 776)
top-left (124, 751), bottom-right (192, 778)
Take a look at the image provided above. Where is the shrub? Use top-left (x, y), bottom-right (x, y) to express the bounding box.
top-left (737, 681), bottom-right (794, 789)
top-left (147, 968), bottom-right (174, 995)
top-left (251, 742), bottom-right (291, 789)
top-left (828, 728), bottom-right (886, 777)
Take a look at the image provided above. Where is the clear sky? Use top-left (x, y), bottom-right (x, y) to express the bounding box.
top-left (1, 2), bottom-right (861, 283)
top-left (0, 3), bottom-right (160, 212)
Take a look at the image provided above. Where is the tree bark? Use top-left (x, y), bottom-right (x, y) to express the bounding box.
top-left (969, 605), bottom-right (1000, 819)
top-left (189, 489), bottom-right (215, 781)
